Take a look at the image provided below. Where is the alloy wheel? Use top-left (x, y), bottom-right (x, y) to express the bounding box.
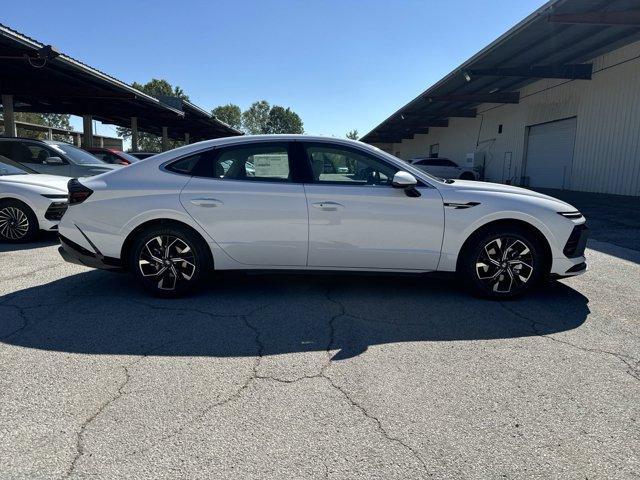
top-left (475, 237), bottom-right (534, 294)
top-left (138, 235), bottom-right (196, 291)
top-left (0, 207), bottom-right (29, 240)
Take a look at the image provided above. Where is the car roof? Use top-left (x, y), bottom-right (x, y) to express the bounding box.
top-left (0, 136), bottom-right (49, 144)
top-left (182, 135), bottom-right (380, 151)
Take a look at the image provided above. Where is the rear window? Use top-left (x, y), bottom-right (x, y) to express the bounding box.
top-left (165, 150), bottom-right (215, 176)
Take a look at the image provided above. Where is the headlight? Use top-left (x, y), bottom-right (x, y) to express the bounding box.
top-left (558, 211), bottom-right (583, 219)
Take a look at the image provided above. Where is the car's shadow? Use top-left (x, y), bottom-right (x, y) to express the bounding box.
top-left (0, 232), bottom-right (59, 253)
top-left (0, 270), bottom-right (589, 360)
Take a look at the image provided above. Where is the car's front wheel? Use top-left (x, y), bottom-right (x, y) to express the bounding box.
top-left (129, 224), bottom-right (211, 297)
top-left (460, 225), bottom-right (547, 299)
top-left (0, 199), bottom-right (39, 243)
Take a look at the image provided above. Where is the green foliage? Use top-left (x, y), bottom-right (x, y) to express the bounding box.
top-left (131, 79), bottom-right (190, 102)
top-left (241, 100), bottom-right (272, 134)
top-left (346, 129), bottom-right (359, 140)
top-left (14, 113), bottom-right (72, 141)
top-left (213, 100), bottom-right (304, 135)
top-left (265, 106), bottom-right (304, 134)
top-left (116, 79), bottom-right (190, 152)
top-left (212, 104), bottom-right (242, 130)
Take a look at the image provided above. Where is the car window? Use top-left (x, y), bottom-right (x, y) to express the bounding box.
top-left (306, 145), bottom-right (398, 186)
top-left (48, 143), bottom-right (105, 165)
top-left (117, 151), bottom-right (139, 163)
top-left (212, 143), bottom-right (291, 182)
top-left (0, 154), bottom-right (36, 175)
top-left (13, 143), bottom-right (56, 165)
top-left (166, 151), bottom-right (209, 175)
top-left (91, 152), bottom-right (110, 162)
top-left (441, 159), bottom-right (458, 167)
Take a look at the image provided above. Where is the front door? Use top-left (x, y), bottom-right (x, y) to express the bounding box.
top-left (180, 142), bottom-right (309, 267)
top-left (302, 143), bottom-right (444, 271)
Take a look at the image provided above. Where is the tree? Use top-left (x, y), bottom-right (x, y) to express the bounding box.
top-left (131, 78), bottom-right (190, 102)
top-left (265, 106), bottom-right (304, 134)
top-left (116, 78), bottom-right (190, 151)
top-left (212, 104), bottom-right (242, 130)
top-left (14, 112), bottom-right (72, 141)
top-left (346, 129), bottom-right (359, 140)
top-left (241, 100), bottom-right (271, 134)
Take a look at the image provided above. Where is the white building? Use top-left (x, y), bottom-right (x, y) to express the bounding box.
top-left (363, 0), bottom-right (640, 197)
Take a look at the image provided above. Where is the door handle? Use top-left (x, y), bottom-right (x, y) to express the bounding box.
top-left (312, 201), bottom-right (344, 211)
top-left (190, 198), bottom-right (223, 207)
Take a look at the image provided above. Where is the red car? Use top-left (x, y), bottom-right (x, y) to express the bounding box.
top-left (84, 147), bottom-right (140, 165)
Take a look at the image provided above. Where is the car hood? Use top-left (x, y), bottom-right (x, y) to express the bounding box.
top-left (445, 180), bottom-right (575, 208)
top-left (0, 174), bottom-right (70, 192)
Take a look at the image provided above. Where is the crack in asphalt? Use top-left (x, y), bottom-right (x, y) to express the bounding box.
top-left (120, 289), bottom-right (430, 475)
top-left (122, 310), bottom-right (267, 460)
top-left (0, 262), bottom-right (66, 284)
top-left (64, 341), bottom-right (175, 479)
top-left (499, 302), bottom-right (640, 382)
top-left (0, 294), bottom-right (79, 341)
top-left (63, 365), bottom-right (130, 479)
top-left (0, 303), bottom-right (29, 340)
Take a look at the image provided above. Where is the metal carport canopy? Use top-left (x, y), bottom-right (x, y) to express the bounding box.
top-left (361, 0), bottom-right (640, 145)
top-left (0, 24), bottom-right (241, 141)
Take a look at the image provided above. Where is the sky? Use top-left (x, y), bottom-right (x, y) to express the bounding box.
top-left (4, 0), bottom-right (548, 140)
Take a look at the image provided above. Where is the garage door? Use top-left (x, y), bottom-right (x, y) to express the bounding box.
top-left (524, 117), bottom-right (577, 189)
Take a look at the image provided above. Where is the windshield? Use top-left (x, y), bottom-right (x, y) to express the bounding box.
top-left (117, 151), bottom-right (141, 163)
top-left (49, 142), bottom-right (107, 165)
top-left (0, 155), bottom-right (37, 175)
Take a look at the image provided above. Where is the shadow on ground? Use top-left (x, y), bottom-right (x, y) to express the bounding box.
top-left (0, 232), bottom-right (58, 253)
top-left (0, 270), bottom-right (590, 360)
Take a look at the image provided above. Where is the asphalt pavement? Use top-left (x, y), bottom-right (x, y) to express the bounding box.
top-left (0, 236), bottom-right (638, 479)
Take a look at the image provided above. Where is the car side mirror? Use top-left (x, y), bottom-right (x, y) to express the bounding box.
top-left (392, 171), bottom-right (417, 188)
top-left (44, 156), bottom-right (64, 165)
top-left (392, 171), bottom-right (421, 197)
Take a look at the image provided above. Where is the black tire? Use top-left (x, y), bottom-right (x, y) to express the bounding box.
top-left (0, 199), bottom-right (39, 243)
top-left (459, 171), bottom-right (476, 181)
top-left (128, 224), bottom-right (211, 297)
top-left (459, 225), bottom-right (547, 299)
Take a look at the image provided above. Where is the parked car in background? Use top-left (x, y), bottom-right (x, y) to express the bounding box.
top-left (58, 135), bottom-right (587, 299)
top-left (128, 151), bottom-right (158, 160)
top-left (0, 138), bottom-right (120, 177)
top-left (409, 157), bottom-right (477, 181)
top-left (84, 147), bottom-right (140, 165)
top-left (0, 154), bottom-right (69, 242)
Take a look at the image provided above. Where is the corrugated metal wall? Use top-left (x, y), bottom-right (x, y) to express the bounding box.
top-left (384, 39), bottom-right (640, 196)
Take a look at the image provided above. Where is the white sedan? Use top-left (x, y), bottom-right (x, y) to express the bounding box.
top-left (0, 155), bottom-right (69, 242)
top-left (58, 135), bottom-right (588, 298)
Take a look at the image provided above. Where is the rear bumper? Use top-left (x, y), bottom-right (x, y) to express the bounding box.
top-left (58, 234), bottom-right (123, 271)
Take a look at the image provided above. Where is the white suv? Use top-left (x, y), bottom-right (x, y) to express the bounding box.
top-left (410, 157), bottom-right (477, 181)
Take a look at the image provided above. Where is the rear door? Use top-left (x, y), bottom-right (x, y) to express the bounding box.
top-left (302, 142), bottom-right (444, 271)
top-left (180, 142), bottom-right (309, 267)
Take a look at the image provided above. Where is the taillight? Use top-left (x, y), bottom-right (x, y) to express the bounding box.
top-left (68, 179), bottom-right (93, 205)
top-left (119, 159), bottom-right (130, 165)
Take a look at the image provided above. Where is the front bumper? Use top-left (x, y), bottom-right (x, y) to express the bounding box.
top-left (550, 224), bottom-right (590, 278)
top-left (58, 234), bottom-right (123, 271)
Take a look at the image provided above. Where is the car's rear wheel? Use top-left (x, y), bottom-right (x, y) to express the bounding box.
top-left (129, 224), bottom-right (211, 297)
top-left (460, 226), bottom-right (546, 299)
top-left (0, 199), bottom-right (39, 243)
